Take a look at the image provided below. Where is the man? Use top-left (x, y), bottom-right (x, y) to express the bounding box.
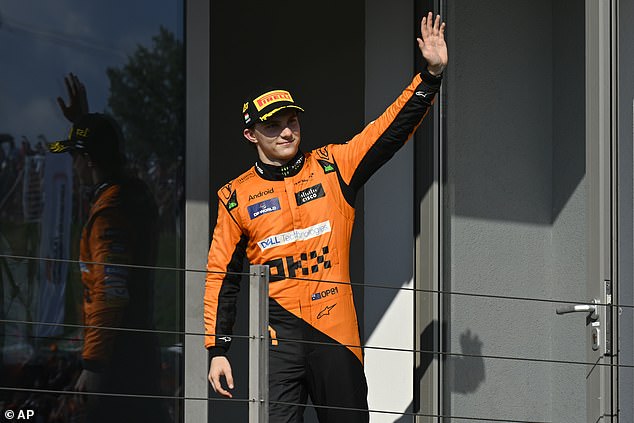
top-left (48, 91), bottom-right (167, 422)
top-left (205, 12), bottom-right (447, 422)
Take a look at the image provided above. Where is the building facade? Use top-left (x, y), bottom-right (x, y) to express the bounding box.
top-left (0, 0), bottom-right (632, 422)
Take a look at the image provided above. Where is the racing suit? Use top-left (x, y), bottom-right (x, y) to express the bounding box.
top-left (204, 70), bottom-right (442, 422)
top-left (79, 176), bottom-right (166, 422)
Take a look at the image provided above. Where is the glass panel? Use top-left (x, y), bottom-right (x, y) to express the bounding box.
top-left (0, 1), bottom-right (184, 421)
top-left (442, 1), bottom-right (587, 421)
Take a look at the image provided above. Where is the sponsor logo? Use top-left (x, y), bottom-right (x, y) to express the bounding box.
top-left (264, 245), bottom-right (333, 280)
top-left (280, 154), bottom-right (305, 177)
top-left (75, 127), bottom-right (90, 138)
top-left (104, 265), bottom-right (129, 278)
top-left (237, 171), bottom-right (255, 184)
top-left (255, 162), bottom-right (264, 175)
top-left (317, 159), bottom-right (336, 174)
top-left (415, 90), bottom-right (432, 98)
top-left (253, 90), bottom-right (293, 111)
top-left (311, 286), bottom-right (339, 301)
top-left (100, 228), bottom-right (125, 240)
top-left (243, 102), bottom-right (249, 113)
top-left (257, 221), bottom-right (331, 251)
top-left (316, 146), bottom-right (330, 160)
top-left (79, 262), bottom-right (89, 273)
top-left (294, 172), bottom-right (315, 185)
top-left (226, 190), bottom-right (238, 211)
top-left (247, 198), bottom-right (281, 219)
top-left (244, 113), bottom-right (251, 124)
top-left (220, 183), bottom-right (232, 200)
top-left (104, 276), bottom-right (127, 286)
top-left (109, 243), bottom-right (126, 254)
top-left (105, 285), bottom-right (129, 300)
top-left (218, 336), bottom-right (232, 343)
top-left (317, 304), bottom-right (336, 319)
top-left (295, 183), bottom-right (325, 206)
top-left (249, 188), bottom-right (274, 201)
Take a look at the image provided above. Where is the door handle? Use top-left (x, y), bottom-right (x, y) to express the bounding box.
top-left (555, 299), bottom-right (599, 321)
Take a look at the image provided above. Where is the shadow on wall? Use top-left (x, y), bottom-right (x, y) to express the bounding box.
top-left (393, 323), bottom-right (485, 423)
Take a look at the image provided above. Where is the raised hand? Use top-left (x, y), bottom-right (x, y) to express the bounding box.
top-left (417, 12), bottom-right (448, 76)
top-left (57, 73), bottom-right (89, 124)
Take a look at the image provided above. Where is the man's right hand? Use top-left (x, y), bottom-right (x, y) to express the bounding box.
top-left (57, 73), bottom-right (88, 124)
top-left (208, 356), bottom-right (234, 398)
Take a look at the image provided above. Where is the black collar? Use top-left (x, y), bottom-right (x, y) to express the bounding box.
top-left (254, 150), bottom-right (305, 181)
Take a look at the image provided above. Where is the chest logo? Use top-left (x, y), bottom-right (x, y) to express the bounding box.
top-left (247, 197), bottom-right (281, 219)
top-left (249, 187), bottom-right (274, 201)
top-left (257, 220), bottom-right (331, 251)
top-left (295, 183), bottom-right (325, 206)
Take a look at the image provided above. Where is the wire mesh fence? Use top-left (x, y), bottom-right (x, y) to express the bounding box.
top-left (0, 254), bottom-right (625, 422)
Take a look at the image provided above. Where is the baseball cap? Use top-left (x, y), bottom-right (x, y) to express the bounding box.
top-left (48, 113), bottom-right (121, 157)
top-left (242, 88), bottom-right (304, 128)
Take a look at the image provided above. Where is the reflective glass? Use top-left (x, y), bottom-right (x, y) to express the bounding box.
top-left (0, 1), bottom-right (184, 421)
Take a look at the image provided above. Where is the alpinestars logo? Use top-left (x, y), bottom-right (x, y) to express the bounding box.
top-left (295, 183), bottom-right (325, 206)
top-left (317, 304), bottom-right (336, 319)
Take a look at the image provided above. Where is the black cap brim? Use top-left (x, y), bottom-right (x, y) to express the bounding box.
top-left (260, 104), bottom-right (305, 121)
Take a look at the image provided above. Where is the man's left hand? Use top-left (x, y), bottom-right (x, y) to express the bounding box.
top-left (417, 12), bottom-right (448, 76)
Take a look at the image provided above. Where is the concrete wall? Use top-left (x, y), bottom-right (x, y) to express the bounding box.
top-left (444, 1), bottom-right (586, 421)
top-left (363, 0), bottom-right (416, 420)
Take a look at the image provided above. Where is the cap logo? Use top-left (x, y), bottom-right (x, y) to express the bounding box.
top-left (254, 90), bottom-right (293, 112)
top-left (75, 127), bottom-right (90, 138)
top-left (243, 102), bottom-right (249, 113)
top-left (48, 141), bottom-right (66, 153)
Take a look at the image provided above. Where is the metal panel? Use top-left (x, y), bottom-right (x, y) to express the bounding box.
top-left (415, 3), bottom-right (443, 422)
top-left (184, 0), bottom-right (210, 421)
top-left (249, 265), bottom-right (269, 423)
top-left (585, 0), bottom-right (617, 420)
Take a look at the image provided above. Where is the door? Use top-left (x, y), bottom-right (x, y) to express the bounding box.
top-left (415, 0), bottom-right (618, 421)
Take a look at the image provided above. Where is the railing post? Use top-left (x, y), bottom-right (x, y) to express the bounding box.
top-left (249, 265), bottom-right (269, 422)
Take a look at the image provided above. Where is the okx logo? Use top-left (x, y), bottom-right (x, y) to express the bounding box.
top-left (264, 246), bottom-right (332, 281)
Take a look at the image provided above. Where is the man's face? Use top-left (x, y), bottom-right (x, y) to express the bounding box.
top-left (70, 150), bottom-right (93, 185)
top-left (244, 109), bottom-right (301, 165)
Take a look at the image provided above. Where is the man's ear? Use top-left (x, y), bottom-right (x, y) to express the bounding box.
top-left (243, 128), bottom-right (258, 145)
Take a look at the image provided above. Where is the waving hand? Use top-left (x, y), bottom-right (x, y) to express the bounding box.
top-left (417, 12), bottom-right (448, 76)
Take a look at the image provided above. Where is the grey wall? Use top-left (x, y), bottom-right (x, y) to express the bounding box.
top-left (444, 1), bottom-right (586, 421)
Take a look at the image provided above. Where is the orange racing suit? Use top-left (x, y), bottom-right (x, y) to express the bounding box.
top-left (204, 70), bottom-right (442, 422)
top-left (79, 176), bottom-right (167, 422)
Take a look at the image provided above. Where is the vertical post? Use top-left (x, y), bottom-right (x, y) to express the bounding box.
top-left (185, 1), bottom-right (210, 422)
top-left (249, 265), bottom-right (269, 423)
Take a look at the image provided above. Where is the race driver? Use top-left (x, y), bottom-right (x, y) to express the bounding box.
top-left (205, 12), bottom-right (448, 422)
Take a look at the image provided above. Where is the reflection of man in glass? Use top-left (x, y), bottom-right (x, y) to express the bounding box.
top-left (48, 79), bottom-right (168, 422)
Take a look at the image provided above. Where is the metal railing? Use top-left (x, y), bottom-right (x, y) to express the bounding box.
top-left (0, 255), bottom-right (632, 422)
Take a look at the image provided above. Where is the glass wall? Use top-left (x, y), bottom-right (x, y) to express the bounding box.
top-left (0, 1), bottom-right (185, 421)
